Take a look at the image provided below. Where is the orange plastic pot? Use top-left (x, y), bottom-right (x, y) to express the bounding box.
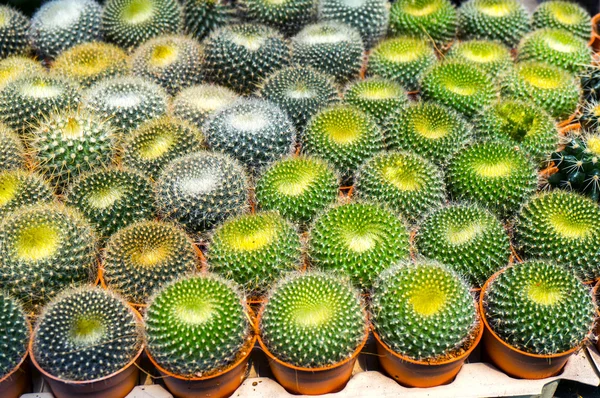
top-left (479, 269), bottom-right (582, 379)
top-left (590, 14), bottom-right (600, 53)
top-left (0, 349), bottom-right (30, 398)
top-left (372, 321), bottom-right (482, 388)
top-left (592, 282), bottom-right (600, 352)
top-left (146, 335), bottom-right (257, 398)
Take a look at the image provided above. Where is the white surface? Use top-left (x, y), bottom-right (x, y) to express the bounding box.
top-left (126, 385), bottom-right (173, 398)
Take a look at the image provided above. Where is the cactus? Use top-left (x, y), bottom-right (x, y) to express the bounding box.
top-left (182, 0), bottom-right (234, 40)
top-left (156, 151), bottom-right (249, 234)
top-left (446, 40), bottom-right (513, 79)
top-left (532, 1), bottom-right (591, 41)
top-left (308, 202), bottom-right (410, 289)
top-left (208, 211), bottom-right (302, 294)
top-left (0, 292), bottom-right (29, 379)
top-left (343, 78), bottom-right (407, 127)
top-left (255, 155), bottom-right (339, 225)
top-left (483, 261), bottom-right (595, 355)
top-left (415, 204), bottom-right (510, 287)
top-left (260, 272), bottom-right (366, 367)
top-left (0, 170), bottom-right (54, 217)
top-left (0, 6), bottom-right (29, 58)
top-left (354, 151), bottom-right (446, 223)
top-left (145, 274), bottom-right (252, 377)
top-left (32, 286), bottom-right (142, 381)
top-left (0, 56), bottom-right (44, 89)
top-left (239, 0), bottom-right (317, 35)
top-left (0, 124), bottom-right (24, 171)
top-left (389, 0), bottom-right (457, 47)
top-left (171, 83), bottom-right (240, 131)
top-left (103, 220), bottom-right (198, 304)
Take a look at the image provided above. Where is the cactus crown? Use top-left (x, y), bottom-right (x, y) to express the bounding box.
top-left (446, 40), bottom-right (513, 78)
top-left (0, 170), bottom-right (54, 217)
top-left (171, 84), bottom-right (240, 130)
top-left (0, 57), bottom-right (44, 89)
top-left (389, 0), bottom-right (458, 46)
top-left (0, 291), bottom-right (29, 379)
top-left (532, 1), bottom-right (591, 41)
top-left (344, 77), bottom-right (408, 126)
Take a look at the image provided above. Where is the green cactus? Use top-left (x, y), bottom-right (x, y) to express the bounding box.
top-left (483, 261), bottom-right (595, 354)
top-left (255, 155), bottom-right (339, 225)
top-left (0, 124), bottom-right (24, 171)
top-left (239, 0), bottom-right (317, 35)
top-left (415, 204), bottom-right (510, 287)
top-left (532, 1), bottom-right (591, 41)
top-left (0, 170), bottom-right (54, 217)
top-left (514, 191), bottom-right (600, 281)
top-left (446, 40), bottom-right (513, 79)
top-left (371, 259), bottom-right (478, 360)
top-left (171, 84), bottom-right (240, 131)
top-left (182, 0), bottom-right (234, 40)
top-left (103, 220), bottom-right (198, 304)
top-left (0, 56), bottom-right (44, 89)
top-left (32, 286), bottom-right (142, 381)
top-left (343, 78), bottom-right (407, 126)
top-left (389, 0), bottom-right (458, 47)
top-left (308, 202), bottom-right (410, 289)
top-left (145, 274), bottom-right (252, 377)
top-left (208, 211), bottom-right (302, 295)
top-left (260, 272), bottom-right (366, 367)
top-left (354, 151), bottom-right (446, 222)
top-left (0, 6), bottom-right (29, 58)
top-left (0, 291), bottom-right (29, 379)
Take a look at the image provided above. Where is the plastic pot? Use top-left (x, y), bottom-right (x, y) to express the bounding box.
top-left (479, 269), bottom-right (582, 379)
top-left (590, 14), bottom-right (600, 53)
top-left (146, 335), bottom-right (257, 398)
top-left (0, 348), bottom-right (30, 398)
top-left (372, 321), bottom-right (482, 388)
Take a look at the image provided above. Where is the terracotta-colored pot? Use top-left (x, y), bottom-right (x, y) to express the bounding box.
top-left (0, 349), bottom-right (30, 398)
top-left (590, 14), bottom-right (600, 53)
top-left (592, 282), bottom-right (600, 352)
top-left (479, 268), bottom-right (582, 379)
top-left (559, 121), bottom-right (582, 135)
top-left (558, 114), bottom-right (578, 129)
top-left (146, 335), bottom-right (257, 398)
top-left (372, 320), bottom-right (482, 388)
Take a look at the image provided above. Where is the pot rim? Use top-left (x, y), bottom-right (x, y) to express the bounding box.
top-left (479, 266), bottom-right (585, 360)
top-left (0, 318), bottom-right (31, 385)
top-left (29, 306), bottom-right (145, 385)
top-left (591, 282), bottom-right (600, 317)
top-left (591, 13), bottom-right (600, 35)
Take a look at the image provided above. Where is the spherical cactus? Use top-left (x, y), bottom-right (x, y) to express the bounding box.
top-left (354, 151), bottom-right (446, 222)
top-left (384, 102), bottom-right (472, 164)
top-left (366, 36), bottom-right (437, 92)
top-left (532, 1), bottom-right (591, 41)
top-left (51, 42), bottom-right (129, 88)
top-left (446, 140), bottom-right (537, 218)
top-left (308, 202), bottom-right (410, 289)
top-left (517, 28), bottom-right (591, 74)
top-left (239, 0), bottom-right (317, 36)
top-left (171, 84), bottom-right (240, 131)
top-left (0, 6), bottom-right (29, 58)
top-left (29, 0), bottom-right (102, 58)
top-left (103, 220), bottom-right (198, 304)
top-left (29, 110), bottom-right (117, 189)
top-left (122, 116), bottom-right (205, 180)
top-left (84, 76), bottom-right (168, 134)
top-left (579, 99), bottom-right (600, 132)
top-left (420, 61), bottom-right (498, 119)
top-left (208, 211), bottom-right (302, 295)
top-left (203, 98), bottom-right (296, 171)
top-left (32, 286), bottom-right (142, 381)
top-left (318, 0), bottom-right (389, 48)
top-left (156, 151), bottom-right (249, 233)
top-left (0, 74), bottom-right (81, 133)
top-left (0, 204), bottom-right (97, 312)
top-left (101, 0), bottom-right (183, 49)
top-left (182, 0), bottom-right (234, 40)
top-left (0, 170), bottom-right (54, 217)
top-left (514, 191), bottom-right (600, 281)
top-left (343, 78), bottom-right (406, 127)
top-left (203, 23), bottom-right (291, 95)
top-left (65, 168), bottom-right (155, 238)
top-left (0, 124), bottom-right (24, 171)
top-left (580, 64), bottom-right (600, 104)
top-left (473, 99), bottom-right (558, 163)
top-left (260, 272), bottom-right (366, 367)
top-left (371, 260), bottom-right (478, 360)
top-left (302, 104), bottom-right (384, 179)
top-left (255, 155), bottom-right (339, 225)
top-left (131, 35), bottom-right (204, 96)
top-left (0, 292), bottom-right (29, 379)
top-left (389, 0), bottom-right (458, 47)
top-left (259, 66), bottom-right (339, 132)
top-left (145, 274), bottom-right (252, 377)
top-left (457, 0), bottom-right (530, 47)
top-left (290, 21), bottom-right (364, 84)
top-left (0, 56), bottom-right (44, 89)
top-left (483, 261), bottom-right (595, 355)
top-left (446, 39), bottom-right (513, 79)
top-left (415, 204), bottom-right (510, 288)
top-left (500, 61), bottom-right (581, 120)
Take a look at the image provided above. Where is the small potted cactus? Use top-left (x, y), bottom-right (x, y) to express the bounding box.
top-left (258, 272), bottom-right (368, 395)
top-left (480, 261), bottom-right (595, 379)
top-left (0, 292), bottom-right (30, 398)
top-left (144, 274), bottom-right (255, 398)
top-left (370, 259), bottom-right (481, 387)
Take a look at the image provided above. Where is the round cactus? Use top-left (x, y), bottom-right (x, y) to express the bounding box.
top-left (32, 286), bottom-right (142, 381)
top-left (532, 1), bottom-right (591, 41)
top-left (343, 78), bottom-right (407, 126)
top-left (308, 202), bottom-right (410, 289)
top-left (239, 0), bottom-right (317, 36)
top-left (446, 40), bottom-right (513, 79)
top-left (483, 261), bottom-right (595, 355)
top-left (389, 0), bottom-right (458, 47)
top-left (371, 260), bottom-right (478, 360)
top-left (156, 151), bottom-right (249, 234)
top-left (208, 211), bottom-right (302, 295)
top-left (446, 140), bottom-right (537, 218)
top-left (145, 274), bottom-right (252, 377)
top-left (171, 83), bottom-right (240, 131)
top-left (514, 191), bottom-right (600, 281)
top-left (0, 56), bottom-right (44, 89)
top-left (182, 0), bottom-right (234, 40)
top-left (0, 170), bottom-right (54, 217)
top-left (0, 6), bottom-right (29, 59)
top-left (103, 220), bottom-right (198, 304)
top-left (415, 204), bottom-right (510, 288)
top-left (0, 124), bottom-right (24, 171)
top-left (260, 272), bottom-right (366, 367)
top-left (0, 292), bottom-right (29, 379)
top-left (354, 151), bottom-right (446, 223)
top-left (0, 204), bottom-right (97, 312)
top-left (255, 156), bottom-right (339, 225)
